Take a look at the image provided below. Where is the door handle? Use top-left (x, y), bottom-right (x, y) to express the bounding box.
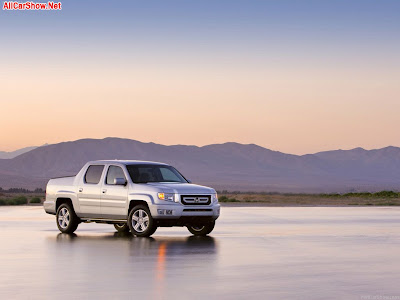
top-left (79, 188), bottom-right (83, 192)
top-left (102, 189), bottom-right (107, 194)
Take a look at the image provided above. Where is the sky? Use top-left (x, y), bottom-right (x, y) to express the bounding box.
top-left (0, 0), bottom-right (399, 154)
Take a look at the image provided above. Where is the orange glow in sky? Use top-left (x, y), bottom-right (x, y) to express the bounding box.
top-left (1, 1), bottom-right (399, 154)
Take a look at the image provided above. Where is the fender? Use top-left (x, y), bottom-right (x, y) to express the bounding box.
top-left (127, 193), bottom-right (155, 211)
top-left (55, 190), bottom-right (80, 214)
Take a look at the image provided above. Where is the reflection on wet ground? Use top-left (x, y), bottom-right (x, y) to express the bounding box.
top-left (48, 233), bottom-right (218, 299)
top-left (1, 206), bottom-right (400, 299)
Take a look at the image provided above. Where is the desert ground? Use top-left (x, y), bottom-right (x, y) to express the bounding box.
top-left (219, 191), bottom-right (400, 206)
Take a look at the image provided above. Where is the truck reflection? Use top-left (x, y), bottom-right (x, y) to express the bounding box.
top-left (54, 233), bottom-right (217, 256)
top-left (52, 232), bottom-right (218, 297)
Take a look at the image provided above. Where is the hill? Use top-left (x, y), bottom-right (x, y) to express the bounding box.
top-left (0, 138), bottom-right (399, 192)
top-left (0, 146), bottom-right (38, 159)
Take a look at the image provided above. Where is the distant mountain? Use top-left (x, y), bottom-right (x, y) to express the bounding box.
top-left (0, 138), bottom-right (399, 192)
top-left (0, 146), bottom-right (38, 159)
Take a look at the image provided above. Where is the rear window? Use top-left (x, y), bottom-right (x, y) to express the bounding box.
top-left (84, 165), bottom-right (104, 184)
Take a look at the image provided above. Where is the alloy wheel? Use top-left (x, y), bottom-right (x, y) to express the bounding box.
top-left (131, 209), bottom-right (150, 233)
top-left (58, 207), bottom-right (70, 229)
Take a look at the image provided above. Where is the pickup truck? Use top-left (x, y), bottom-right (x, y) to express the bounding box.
top-left (44, 160), bottom-right (220, 237)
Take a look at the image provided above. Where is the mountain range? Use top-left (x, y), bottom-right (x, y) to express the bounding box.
top-left (0, 137), bottom-right (399, 193)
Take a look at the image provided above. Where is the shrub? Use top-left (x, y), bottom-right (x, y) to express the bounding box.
top-left (319, 193), bottom-right (341, 198)
top-left (6, 199), bottom-right (17, 205)
top-left (219, 196), bottom-right (239, 202)
top-left (0, 197), bottom-right (27, 205)
top-left (373, 191), bottom-right (399, 198)
top-left (12, 196), bottom-right (28, 205)
top-left (343, 192), bottom-right (372, 198)
top-left (219, 196), bottom-right (228, 201)
top-left (30, 197), bottom-right (41, 204)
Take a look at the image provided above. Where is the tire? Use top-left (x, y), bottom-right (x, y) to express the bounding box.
top-left (187, 221), bottom-right (215, 236)
top-left (56, 203), bottom-right (79, 234)
top-left (128, 205), bottom-right (157, 237)
top-left (114, 223), bottom-right (130, 233)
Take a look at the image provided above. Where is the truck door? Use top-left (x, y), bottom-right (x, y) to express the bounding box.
top-left (100, 165), bottom-right (128, 219)
top-left (77, 164), bottom-right (105, 217)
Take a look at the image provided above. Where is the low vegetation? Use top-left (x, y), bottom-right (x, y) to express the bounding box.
top-left (316, 191), bottom-right (400, 198)
top-left (218, 190), bottom-right (400, 206)
top-left (218, 196), bottom-right (239, 202)
top-left (0, 194), bottom-right (43, 206)
top-left (0, 196), bottom-right (28, 206)
top-left (30, 197), bottom-right (42, 204)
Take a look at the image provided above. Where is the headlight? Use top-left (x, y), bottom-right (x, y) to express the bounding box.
top-left (158, 193), bottom-right (175, 202)
top-left (212, 194), bottom-right (218, 203)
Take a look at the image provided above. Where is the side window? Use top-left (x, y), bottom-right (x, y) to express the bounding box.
top-left (84, 165), bottom-right (105, 184)
top-left (106, 166), bottom-right (126, 185)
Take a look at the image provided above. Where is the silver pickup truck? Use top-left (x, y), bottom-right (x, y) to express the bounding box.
top-left (44, 160), bottom-right (220, 237)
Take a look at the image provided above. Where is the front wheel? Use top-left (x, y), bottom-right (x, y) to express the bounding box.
top-left (114, 223), bottom-right (130, 233)
top-left (187, 221), bottom-right (215, 236)
top-left (56, 203), bottom-right (79, 234)
top-left (128, 205), bottom-right (157, 237)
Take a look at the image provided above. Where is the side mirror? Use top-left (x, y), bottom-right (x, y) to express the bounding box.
top-left (187, 179), bottom-right (192, 184)
top-left (114, 178), bottom-right (127, 186)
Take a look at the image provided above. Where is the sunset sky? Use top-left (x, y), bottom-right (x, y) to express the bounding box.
top-left (1, 0), bottom-right (399, 154)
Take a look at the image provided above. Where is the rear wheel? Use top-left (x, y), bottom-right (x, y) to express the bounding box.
top-left (56, 203), bottom-right (79, 234)
top-left (187, 221), bottom-right (215, 236)
top-left (114, 223), bottom-right (130, 233)
top-left (128, 205), bottom-right (157, 237)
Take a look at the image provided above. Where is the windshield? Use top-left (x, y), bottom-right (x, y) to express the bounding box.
top-left (126, 164), bottom-right (188, 184)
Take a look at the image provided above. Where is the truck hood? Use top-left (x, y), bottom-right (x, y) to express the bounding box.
top-left (145, 183), bottom-right (215, 194)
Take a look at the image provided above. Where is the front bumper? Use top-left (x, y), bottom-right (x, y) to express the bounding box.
top-left (150, 203), bottom-right (220, 220)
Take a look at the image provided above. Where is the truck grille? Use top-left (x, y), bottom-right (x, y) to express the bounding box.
top-left (181, 195), bottom-right (211, 205)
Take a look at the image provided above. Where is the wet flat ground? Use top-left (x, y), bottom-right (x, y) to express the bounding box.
top-left (1, 206), bottom-right (400, 299)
